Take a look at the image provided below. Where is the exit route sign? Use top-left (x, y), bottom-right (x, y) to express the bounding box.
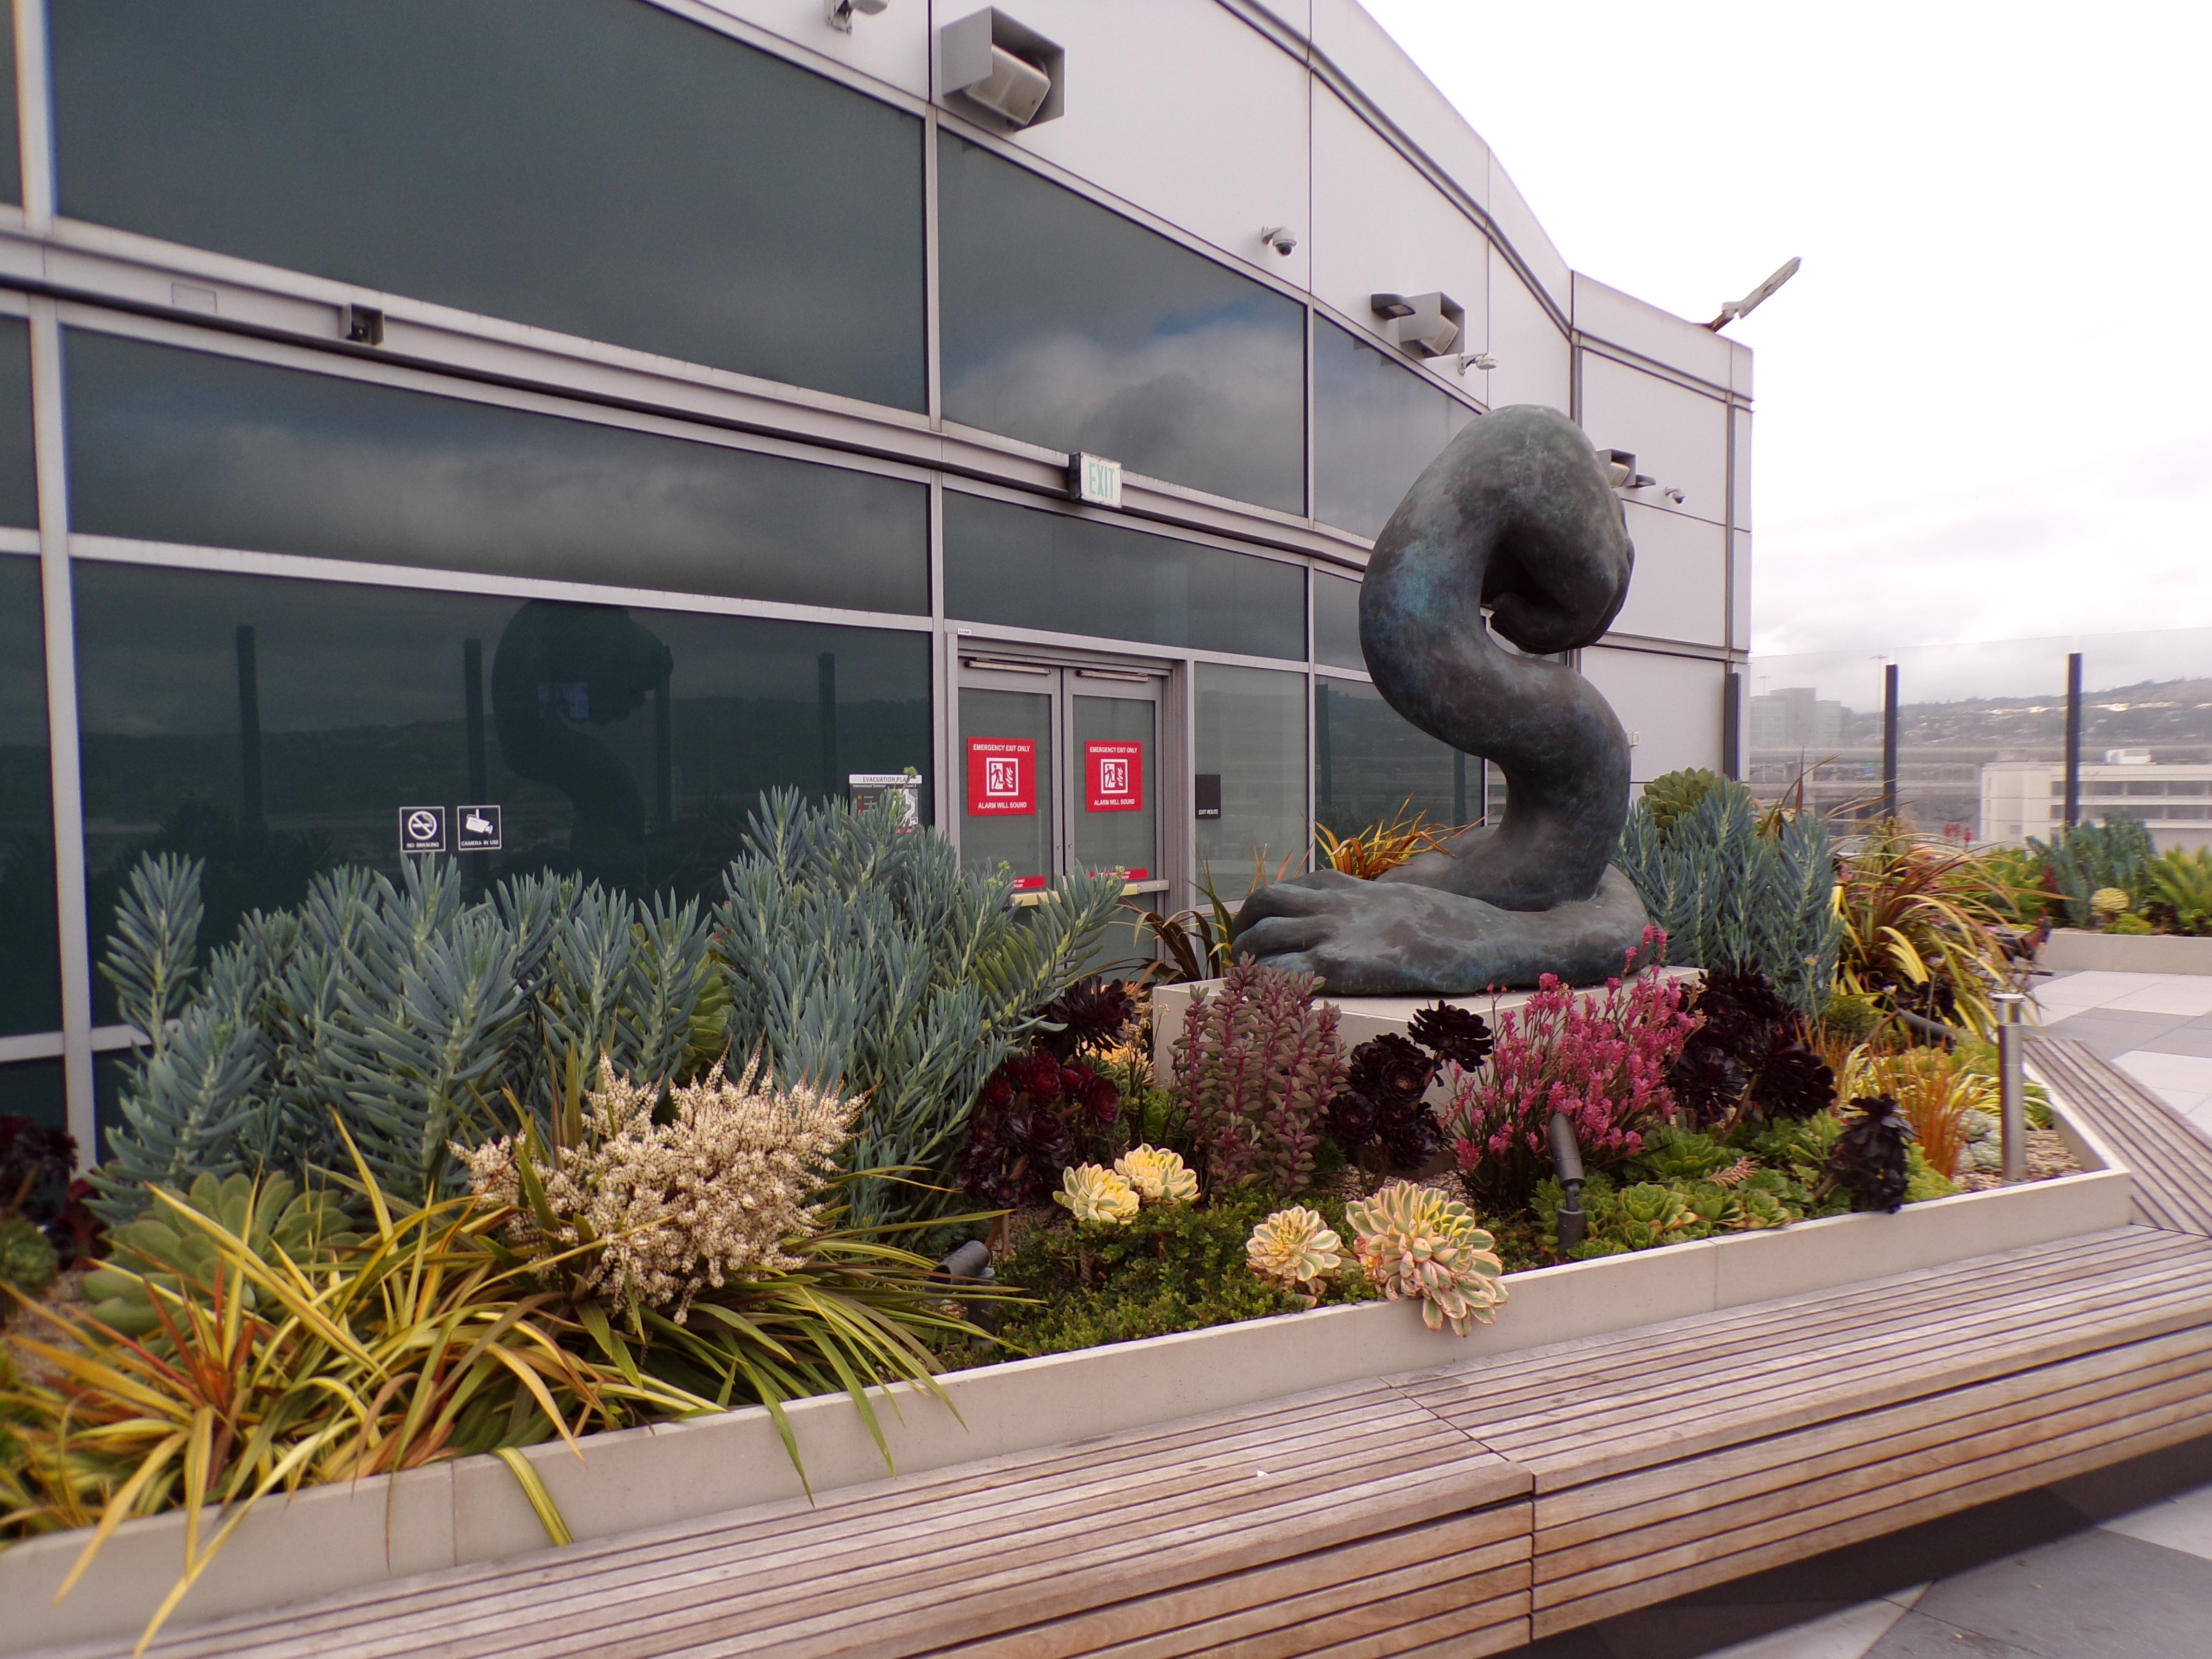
top-left (1068, 451), bottom-right (1122, 508)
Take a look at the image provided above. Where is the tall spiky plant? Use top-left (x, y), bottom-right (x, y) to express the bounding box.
top-left (1170, 958), bottom-right (1346, 1191)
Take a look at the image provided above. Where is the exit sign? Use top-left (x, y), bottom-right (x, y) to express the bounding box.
top-left (1069, 452), bottom-right (1122, 508)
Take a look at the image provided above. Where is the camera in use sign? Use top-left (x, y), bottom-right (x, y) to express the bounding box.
top-left (399, 805), bottom-right (502, 854)
top-left (965, 738), bottom-right (1035, 815)
top-left (1084, 740), bottom-right (1142, 812)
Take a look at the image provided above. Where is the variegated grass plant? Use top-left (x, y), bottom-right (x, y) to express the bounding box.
top-left (1314, 800), bottom-right (1472, 881)
top-left (1838, 1044), bottom-right (1993, 1183)
top-left (1836, 822), bottom-right (2020, 1038)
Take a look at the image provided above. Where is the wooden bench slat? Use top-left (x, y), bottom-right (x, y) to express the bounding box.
top-left (936, 1514), bottom-right (1526, 1659)
top-left (1531, 1389), bottom-right (2212, 1635)
top-left (2032, 1036), bottom-right (2212, 1234)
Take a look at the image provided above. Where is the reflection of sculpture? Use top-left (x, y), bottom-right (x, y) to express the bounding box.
top-left (1237, 407), bottom-right (1650, 994)
top-left (492, 601), bottom-right (672, 874)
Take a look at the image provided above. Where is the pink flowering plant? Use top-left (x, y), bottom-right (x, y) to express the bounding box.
top-left (1442, 928), bottom-right (1696, 1210)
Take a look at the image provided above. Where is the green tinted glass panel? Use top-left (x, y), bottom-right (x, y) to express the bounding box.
top-left (1313, 319), bottom-right (1476, 539)
top-left (1071, 694), bottom-right (1156, 881)
top-left (51, 0), bottom-right (924, 409)
top-left (0, 1058), bottom-right (66, 1135)
top-left (65, 332), bottom-right (927, 613)
top-left (0, 22), bottom-right (17, 206)
top-left (958, 687), bottom-right (1052, 889)
top-left (0, 319), bottom-right (39, 528)
top-left (1314, 571), bottom-right (1363, 671)
top-left (1195, 663), bottom-right (1306, 881)
top-left (0, 557), bottom-right (59, 1035)
top-left (73, 563), bottom-right (931, 1019)
top-left (1315, 677), bottom-right (1474, 836)
top-left (939, 134), bottom-right (1305, 512)
top-left (944, 493), bottom-right (1304, 661)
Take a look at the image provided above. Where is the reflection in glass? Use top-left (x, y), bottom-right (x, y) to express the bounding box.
top-left (1313, 318), bottom-right (1477, 539)
top-left (945, 493), bottom-right (1304, 661)
top-left (1195, 664), bottom-right (1306, 883)
top-left (65, 332), bottom-right (928, 613)
top-left (1316, 676), bottom-right (1476, 837)
top-left (1072, 694), bottom-right (1156, 880)
top-left (959, 688), bottom-right (1053, 889)
top-left (0, 557), bottom-right (59, 1035)
top-left (0, 1058), bottom-right (66, 1135)
top-left (939, 134), bottom-right (1305, 512)
top-left (72, 563), bottom-right (931, 1019)
top-left (0, 320), bottom-right (36, 529)
top-left (1314, 571), bottom-right (1363, 672)
top-left (51, 0), bottom-right (924, 409)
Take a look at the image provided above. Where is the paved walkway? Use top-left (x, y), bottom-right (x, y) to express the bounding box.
top-left (1487, 967), bottom-right (2212, 1659)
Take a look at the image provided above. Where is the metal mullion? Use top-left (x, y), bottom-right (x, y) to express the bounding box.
top-left (951, 618), bottom-right (1297, 676)
top-left (940, 476), bottom-right (1322, 572)
top-left (28, 298), bottom-right (90, 1160)
top-left (14, 0), bottom-right (52, 232)
top-left (69, 535), bottom-right (937, 634)
top-left (922, 106), bottom-right (941, 426)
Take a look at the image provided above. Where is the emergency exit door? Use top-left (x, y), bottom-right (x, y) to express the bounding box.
top-left (956, 657), bottom-right (1166, 896)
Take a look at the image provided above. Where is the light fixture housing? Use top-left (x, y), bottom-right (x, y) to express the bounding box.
top-left (1370, 290), bottom-right (1463, 360)
top-left (938, 9), bottom-right (1064, 130)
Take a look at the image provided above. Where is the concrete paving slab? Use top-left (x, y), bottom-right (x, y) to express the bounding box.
top-left (1702, 1593), bottom-right (1919, 1659)
top-left (1897, 1527), bottom-right (2212, 1659)
top-left (2116, 1049), bottom-right (2212, 1095)
top-left (2101, 1485), bottom-right (2212, 1563)
top-left (2104, 978), bottom-right (2212, 1017)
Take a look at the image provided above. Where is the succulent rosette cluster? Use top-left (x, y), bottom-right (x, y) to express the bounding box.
top-left (1114, 1144), bottom-right (1197, 1204)
top-left (1325, 1004), bottom-right (1494, 1174)
top-left (1345, 1180), bottom-right (1506, 1337)
top-left (1669, 968), bottom-right (1834, 1130)
top-left (1054, 1164), bottom-right (1140, 1225)
top-left (1829, 1094), bottom-right (1915, 1213)
top-left (1244, 1205), bottom-right (1343, 1295)
top-left (957, 1046), bottom-right (1124, 1207)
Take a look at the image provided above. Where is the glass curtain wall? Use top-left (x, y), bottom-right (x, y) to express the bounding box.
top-left (50, 0), bottom-right (925, 408)
top-left (938, 134), bottom-right (1306, 513)
top-left (72, 563), bottom-right (930, 1019)
top-left (1195, 664), bottom-right (1307, 883)
top-left (1313, 318), bottom-right (1475, 540)
top-left (1315, 676), bottom-right (1477, 836)
top-left (0, 557), bottom-right (59, 1038)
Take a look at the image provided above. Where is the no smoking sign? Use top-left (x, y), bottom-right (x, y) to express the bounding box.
top-left (398, 805), bottom-right (447, 854)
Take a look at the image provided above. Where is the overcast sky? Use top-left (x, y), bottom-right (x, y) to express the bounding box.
top-left (1359, 0), bottom-right (2212, 673)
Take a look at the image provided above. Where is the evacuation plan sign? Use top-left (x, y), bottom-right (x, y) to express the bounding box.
top-left (1085, 741), bottom-right (1143, 811)
top-left (966, 738), bottom-right (1035, 815)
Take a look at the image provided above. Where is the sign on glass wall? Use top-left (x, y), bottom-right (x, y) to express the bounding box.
top-left (966, 738), bottom-right (1036, 815)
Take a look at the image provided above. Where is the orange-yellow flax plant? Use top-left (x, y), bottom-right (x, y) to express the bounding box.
top-left (1314, 801), bottom-right (1473, 880)
top-left (1836, 822), bottom-right (2020, 1038)
top-left (0, 1153), bottom-right (712, 1653)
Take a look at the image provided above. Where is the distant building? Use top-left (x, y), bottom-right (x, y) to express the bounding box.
top-left (1749, 688), bottom-right (1847, 751)
top-left (1980, 759), bottom-right (2212, 850)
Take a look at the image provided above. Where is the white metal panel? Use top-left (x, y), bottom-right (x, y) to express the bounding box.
top-left (1731, 528), bottom-right (1752, 649)
top-left (1579, 353), bottom-right (1728, 526)
top-left (1582, 647), bottom-right (1725, 785)
top-left (1483, 159), bottom-right (1570, 313)
top-left (1732, 406), bottom-right (1753, 532)
top-left (1310, 88), bottom-right (1487, 360)
top-left (1611, 502), bottom-right (1725, 648)
top-left (1485, 245), bottom-right (1570, 413)
top-left (1307, 0), bottom-right (1493, 216)
top-left (699, 0), bottom-right (933, 96)
top-left (962, 0), bottom-right (1313, 285)
top-left (1571, 273), bottom-right (1731, 390)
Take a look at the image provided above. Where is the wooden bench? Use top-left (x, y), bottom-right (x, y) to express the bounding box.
top-left (53, 1045), bottom-right (2212, 1659)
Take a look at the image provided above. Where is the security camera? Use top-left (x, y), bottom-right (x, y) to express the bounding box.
top-left (825, 0), bottom-right (887, 31)
top-left (1260, 226), bottom-right (1298, 257)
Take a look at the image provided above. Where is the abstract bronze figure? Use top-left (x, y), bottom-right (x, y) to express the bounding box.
top-left (1235, 406), bottom-right (1650, 994)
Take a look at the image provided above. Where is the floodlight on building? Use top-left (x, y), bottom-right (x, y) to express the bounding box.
top-left (824, 0), bottom-right (887, 31)
top-left (1598, 448), bottom-right (1656, 491)
top-left (1369, 290), bottom-right (1463, 360)
top-left (1259, 226), bottom-right (1298, 256)
top-left (938, 10), bottom-right (1063, 130)
top-left (1704, 256), bottom-right (1801, 331)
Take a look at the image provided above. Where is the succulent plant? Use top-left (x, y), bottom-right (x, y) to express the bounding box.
top-left (1828, 1094), bottom-right (1915, 1213)
top-left (1971, 1141), bottom-right (2003, 1173)
top-left (1245, 1205), bottom-right (1343, 1295)
top-left (82, 1172), bottom-right (358, 1338)
top-left (1035, 977), bottom-right (1137, 1061)
top-left (1345, 1180), bottom-right (1506, 1336)
top-left (1054, 1164), bottom-right (1139, 1225)
top-left (1607, 1182), bottom-right (1698, 1250)
top-left (0, 1214), bottom-right (58, 1300)
top-left (1406, 1004), bottom-right (1495, 1070)
top-left (1114, 1144), bottom-right (1197, 1204)
top-left (1326, 1032), bottom-right (1443, 1174)
top-left (1727, 1188), bottom-right (1796, 1230)
top-left (1669, 967), bottom-right (1834, 1130)
top-left (957, 1045), bottom-right (1122, 1208)
top-left (1171, 959), bottom-right (1345, 1191)
top-left (2091, 886), bottom-right (2132, 919)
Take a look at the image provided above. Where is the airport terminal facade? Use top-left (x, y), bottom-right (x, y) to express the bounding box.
top-left (0, 0), bottom-right (1752, 1148)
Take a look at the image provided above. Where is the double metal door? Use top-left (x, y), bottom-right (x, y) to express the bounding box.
top-left (956, 656), bottom-right (1166, 897)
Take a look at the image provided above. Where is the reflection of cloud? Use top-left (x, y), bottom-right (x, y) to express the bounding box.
top-left (1754, 438), bottom-right (2212, 658)
top-left (945, 321), bottom-right (1303, 510)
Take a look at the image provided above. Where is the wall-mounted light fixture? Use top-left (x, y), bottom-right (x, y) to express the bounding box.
top-left (824, 0), bottom-right (887, 31)
top-left (1370, 291), bottom-right (1463, 360)
top-left (1599, 449), bottom-right (1656, 491)
top-left (1259, 226), bottom-right (1298, 256)
top-left (938, 9), bottom-right (1063, 130)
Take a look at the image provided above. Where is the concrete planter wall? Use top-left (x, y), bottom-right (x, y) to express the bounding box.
top-left (0, 1096), bottom-right (2132, 1657)
top-left (2041, 928), bottom-right (2212, 976)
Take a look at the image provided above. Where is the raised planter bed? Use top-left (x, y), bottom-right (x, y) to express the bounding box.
top-left (2039, 927), bottom-right (2212, 975)
top-left (0, 1094), bottom-right (2134, 1656)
